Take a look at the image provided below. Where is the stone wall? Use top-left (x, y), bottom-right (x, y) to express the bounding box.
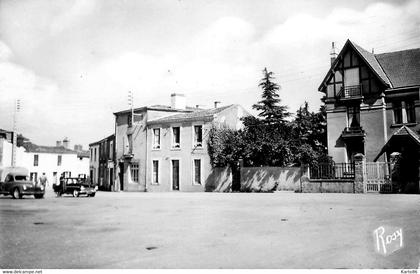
top-left (240, 167), bottom-right (302, 192)
top-left (205, 167), bottom-right (232, 192)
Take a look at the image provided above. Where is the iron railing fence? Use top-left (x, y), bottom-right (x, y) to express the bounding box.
top-left (309, 163), bottom-right (355, 180)
top-left (337, 84), bottom-right (362, 99)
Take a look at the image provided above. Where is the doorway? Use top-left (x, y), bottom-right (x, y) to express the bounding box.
top-left (109, 168), bottom-right (114, 191)
top-left (172, 160), bottom-right (180, 191)
top-left (119, 163), bottom-right (124, 191)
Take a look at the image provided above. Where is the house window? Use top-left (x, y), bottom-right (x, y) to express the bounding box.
top-left (153, 128), bottom-right (161, 149)
top-left (406, 101), bottom-right (416, 123)
top-left (94, 148), bottom-right (97, 161)
top-left (172, 127), bottom-right (180, 148)
top-left (193, 159), bottom-right (201, 185)
top-left (57, 155), bottom-right (62, 166)
top-left (194, 125), bottom-right (203, 147)
top-left (347, 106), bottom-right (360, 128)
top-left (109, 141), bottom-right (114, 159)
top-left (393, 102), bottom-right (403, 124)
top-left (33, 154), bottom-right (39, 166)
top-left (90, 148), bottom-right (92, 159)
top-left (152, 160), bottom-right (159, 184)
top-left (131, 163), bottom-right (139, 183)
top-left (128, 114), bottom-right (133, 127)
top-left (127, 134), bottom-right (133, 154)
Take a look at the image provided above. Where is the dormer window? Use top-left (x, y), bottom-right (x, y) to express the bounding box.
top-left (393, 100), bottom-right (417, 125)
top-left (393, 102), bottom-right (403, 124)
top-left (406, 101), bottom-right (416, 123)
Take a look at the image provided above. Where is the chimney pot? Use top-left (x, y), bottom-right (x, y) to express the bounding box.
top-left (214, 101), bottom-right (221, 108)
top-left (330, 42), bottom-right (338, 65)
top-left (170, 93), bottom-right (186, 109)
top-left (62, 138), bottom-right (69, 149)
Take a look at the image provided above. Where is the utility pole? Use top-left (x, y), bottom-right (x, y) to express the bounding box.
top-left (12, 99), bottom-right (21, 167)
top-left (128, 90), bottom-right (134, 126)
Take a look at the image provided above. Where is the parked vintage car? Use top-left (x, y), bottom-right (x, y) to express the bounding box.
top-left (53, 175), bottom-right (97, 197)
top-left (0, 167), bottom-right (45, 199)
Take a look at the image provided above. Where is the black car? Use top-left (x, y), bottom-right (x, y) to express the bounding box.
top-left (0, 167), bottom-right (45, 199)
top-left (53, 176), bottom-right (97, 197)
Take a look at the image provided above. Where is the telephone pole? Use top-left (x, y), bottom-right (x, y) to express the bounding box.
top-left (12, 99), bottom-right (21, 167)
top-left (128, 90), bottom-right (134, 126)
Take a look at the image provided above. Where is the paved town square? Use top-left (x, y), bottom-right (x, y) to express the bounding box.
top-left (1, 190), bottom-right (419, 269)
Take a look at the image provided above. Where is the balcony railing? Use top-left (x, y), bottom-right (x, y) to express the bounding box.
top-left (337, 85), bottom-right (362, 99)
top-left (309, 163), bottom-right (355, 180)
top-left (342, 126), bottom-right (365, 138)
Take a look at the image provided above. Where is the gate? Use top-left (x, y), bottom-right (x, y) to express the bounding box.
top-left (365, 162), bottom-right (393, 193)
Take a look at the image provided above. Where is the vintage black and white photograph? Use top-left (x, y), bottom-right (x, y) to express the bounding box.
top-left (0, 0), bottom-right (419, 271)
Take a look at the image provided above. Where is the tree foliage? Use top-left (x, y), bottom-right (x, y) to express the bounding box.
top-left (207, 125), bottom-right (244, 168)
top-left (252, 68), bottom-right (290, 124)
top-left (207, 68), bottom-right (329, 169)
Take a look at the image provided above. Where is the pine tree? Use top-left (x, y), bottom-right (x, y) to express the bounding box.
top-left (252, 68), bottom-right (290, 124)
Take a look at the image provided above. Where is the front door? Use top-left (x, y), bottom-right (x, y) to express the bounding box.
top-left (172, 160), bottom-right (179, 191)
top-left (109, 168), bottom-right (114, 191)
top-left (119, 163), bottom-right (124, 191)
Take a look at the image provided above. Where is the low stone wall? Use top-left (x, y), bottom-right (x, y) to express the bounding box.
top-left (240, 167), bottom-right (302, 192)
top-left (301, 179), bottom-right (355, 193)
top-left (205, 167), bottom-right (232, 192)
top-left (207, 164), bottom-right (358, 193)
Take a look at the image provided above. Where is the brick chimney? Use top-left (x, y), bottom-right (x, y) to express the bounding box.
top-left (74, 144), bottom-right (83, 151)
top-left (330, 42), bottom-right (338, 65)
top-left (170, 93), bottom-right (186, 109)
top-left (62, 137), bottom-right (69, 149)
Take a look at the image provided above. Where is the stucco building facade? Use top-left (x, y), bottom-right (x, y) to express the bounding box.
top-left (319, 40), bottom-right (420, 193)
top-left (89, 134), bottom-right (115, 191)
top-left (0, 133), bottom-right (90, 185)
top-left (113, 94), bottom-right (248, 192)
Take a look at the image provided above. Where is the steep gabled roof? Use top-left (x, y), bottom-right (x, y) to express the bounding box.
top-left (374, 125), bottom-right (420, 161)
top-left (375, 48), bottom-right (420, 88)
top-left (319, 39), bottom-right (420, 93)
top-left (351, 41), bottom-right (391, 87)
top-left (147, 105), bottom-right (234, 125)
top-left (318, 39), bottom-right (391, 92)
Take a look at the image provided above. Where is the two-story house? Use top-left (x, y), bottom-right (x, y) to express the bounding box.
top-left (113, 93), bottom-right (248, 192)
top-left (89, 142), bottom-right (99, 186)
top-left (89, 134), bottom-right (115, 191)
top-left (146, 104), bottom-right (247, 192)
top-left (1, 134), bottom-right (89, 184)
top-left (319, 39), bottom-right (420, 192)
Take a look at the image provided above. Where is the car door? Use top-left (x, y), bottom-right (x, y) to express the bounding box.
top-left (3, 175), bottom-right (13, 193)
top-left (0, 176), bottom-right (5, 193)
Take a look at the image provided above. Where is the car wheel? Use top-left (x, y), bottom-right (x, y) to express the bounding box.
top-left (34, 194), bottom-right (44, 199)
top-left (12, 188), bottom-right (22, 199)
top-left (73, 189), bottom-right (79, 197)
top-left (89, 193), bottom-right (96, 197)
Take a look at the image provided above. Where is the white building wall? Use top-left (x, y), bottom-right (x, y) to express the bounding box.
top-left (19, 152), bottom-right (89, 184)
top-left (0, 139), bottom-right (89, 184)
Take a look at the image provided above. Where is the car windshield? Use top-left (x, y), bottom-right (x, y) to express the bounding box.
top-left (15, 175), bottom-right (28, 181)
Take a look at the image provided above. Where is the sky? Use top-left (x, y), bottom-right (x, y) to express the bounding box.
top-left (0, 0), bottom-right (419, 149)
